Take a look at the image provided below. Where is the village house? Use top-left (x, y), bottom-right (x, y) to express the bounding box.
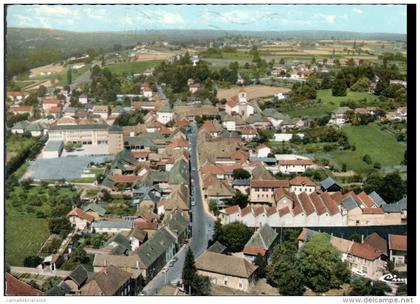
top-left (92, 105), bottom-right (110, 119)
top-left (67, 207), bottom-right (95, 231)
top-left (249, 179), bottom-right (290, 205)
top-left (330, 107), bottom-right (353, 126)
top-left (195, 250), bottom-right (258, 292)
top-left (388, 234), bottom-right (407, 268)
top-left (289, 176), bottom-right (316, 194)
top-left (347, 242), bottom-right (386, 280)
top-left (7, 91), bottom-right (27, 104)
top-left (225, 89), bottom-right (255, 119)
top-left (80, 265), bottom-right (133, 296)
top-left (156, 103), bottom-right (174, 125)
top-left (189, 83), bottom-right (200, 94)
top-left (142, 83), bottom-right (153, 99)
top-left (91, 220), bottom-right (133, 234)
top-left (9, 105), bottom-right (33, 116)
top-left (278, 158), bottom-right (314, 174)
top-left (243, 224), bottom-right (279, 262)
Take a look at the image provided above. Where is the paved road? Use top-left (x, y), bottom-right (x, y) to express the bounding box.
top-left (142, 122), bottom-right (215, 295)
top-left (70, 68), bottom-right (92, 90)
top-left (10, 266), bottom-right (71, 278)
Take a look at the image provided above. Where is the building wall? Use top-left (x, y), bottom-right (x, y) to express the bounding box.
top-left (290, 185), bottom-right (316, 194)
top-left (108, 133), bottom-right (124, 154)
top-left (347, 255), bottom-right (385, 279)
top-left (250, 187), bottom-right (276, 205)
top-left (69, 216), bottom-right (89, 231)
top-left (196, 270), bottom-right (254, 291)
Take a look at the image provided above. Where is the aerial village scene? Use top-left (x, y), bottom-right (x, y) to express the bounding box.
top-left (4, 4), bottom-right (409, 297)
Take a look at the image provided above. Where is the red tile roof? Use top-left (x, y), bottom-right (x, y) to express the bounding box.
top-left (230, 150), bottom-right (249, 161)
top-left (43, 99), bottom-right (61, 105)
top-left (67, 207), bottom-right (95, 222)
top-left (251, 180), bottom-right (289, 188)
top-left (240, 127), bottom-right (258, 135)
top-left (298, 192), bottom-right (315, 215)
top-left (361, 207), bottom-right (384, 214)
top-left (330, 192), bottom-right (343, 204)
top-left (200, 164), bottom-right (224, 175)
top-left (175, 118), bottom-right (190, 128)
top-left (5, 273), bottom-right (43, 296)
top-left (358, 191), bottom-right (376, 208)
top-left (254, 206), bottom-right (265, 216)
top-left (278, 206), bottom-right (290, 216)
top-left (274, 188), bottom-right (293, 202)
top-left (133, 218), bottom-right (158, 230)
top-left (224, 205), bottom-right (241, 215)
top-left (309, 192), bottom-right (327, 215)
top-left (167, 137), bottom-right (189, 149)
top-left (243, 244), bottom-right (266, 256)
top-left (320, 192), bottom-right (340, 215)
top-left (291, 192), bottom-right (303, 215)
top-left (133, 151), bottom-right (149, 159)
top-left (266, 206), bottom-right (277, 216)
top-left (49, 106), bottom-right (61, 113)
top-left (349, 242), bottom-right (382, 261)
top-left (241, 205), bottom-right (253, 216)
top-left (227, 95), bottom-right (239, 108)
top-left (201, 120), bottom-right (218, 132)
top-left (388, 234), bottom-right (407, 251)
top-left (10, 106), bottom-right (32, 112)
top-left (279, 159), bottom-right (313, 166)
top-left (7, 91), bottom-right (25, 97)
top-left (110, 175), bottom-right (142, 183)
top-left (297, 228), bottom-right (309, 242)
top-left (289, 176), bottom-right (316, 186)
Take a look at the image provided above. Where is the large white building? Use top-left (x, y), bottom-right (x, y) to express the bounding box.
top-left (225, 89), bottom-right (255, 119)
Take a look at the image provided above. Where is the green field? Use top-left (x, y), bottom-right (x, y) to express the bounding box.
top-left (5, 215), bottom-right (50, 266)
top-left (329, 123), bottom-right (405, 173)
top-left (106, 60), bottom-right (162, 75)
top-left (286, 89), bottom-right (379, 118)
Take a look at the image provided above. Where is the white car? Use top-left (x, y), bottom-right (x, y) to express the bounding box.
top-left (191, 200), bottom-right (195, 206)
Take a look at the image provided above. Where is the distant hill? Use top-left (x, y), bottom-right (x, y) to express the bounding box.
top-left (6, 28), bottom-right (406, 52)
top-left (5, 27), bottom-right (406, 80)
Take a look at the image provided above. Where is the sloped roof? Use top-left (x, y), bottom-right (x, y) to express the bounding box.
top-left (136, 227), bottom-right (177, 267)
top-left (66, 265), bottom-right (90, 287)
top-left (244, 224), bottom-right (278, 256)
top-left (82, 203), bottom-right (107, 216)
top-left (5, 273), bottom-right (43, 296)
top-left (208, 241), bottom-right (227, 254)
top-left (369, 191), bottom-right (387, 206)
top-left (320, 177), bottom-right (342, 190)
top-left (207, 179), bottom-right (236, 197)
top-left (67, 207), bottom-right (95, 222)
top-left (365, 233), bottom-right (388, 255)
top-left (290, 176), bottom-right (316, 186)
top-left (251, 165), bottom-right (275, 180)
top-left (81, 265), bottom-right (132, 295)
top-left (196, 251), bottom-right (258, 278)
top-left (388, 234), bottom-right (407, 252)
top-left (349, 242), bottom-right (382, 261)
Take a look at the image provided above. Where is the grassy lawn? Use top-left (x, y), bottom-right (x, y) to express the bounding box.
top-left (106, 60), bottom-right (162, 75)
top-left (286, 89), bottom-right (379, 118)
top-left (6, 135), bottom-right (37, 154)
top-left (330, 123), bottom-right (405, 173)
top-left (5, 215), bottom-right (50, 266)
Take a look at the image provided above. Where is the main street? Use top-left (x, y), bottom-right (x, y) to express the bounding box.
top-left (142, 121), bottom-right (215, 295)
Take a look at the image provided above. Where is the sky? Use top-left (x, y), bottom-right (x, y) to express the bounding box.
top-left (6, 4), bottom-right (407, 34)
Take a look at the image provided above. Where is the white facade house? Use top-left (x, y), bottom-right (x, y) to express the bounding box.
top-left (157, 104), bottom-right (174, 125)
top-left (255, 145), bottom-right (272, 158)
top-left (273, 133), bottom-right (304, 142)
top-left (91, 221), bottom-right (133, 234)
top-left (222, 120), bottom-right (236, 131)
top-left (226, 91), bottom-right (255, 119)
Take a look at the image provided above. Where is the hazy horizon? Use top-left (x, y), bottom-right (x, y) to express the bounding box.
top-left (7, 4), bottom-right (407, 34)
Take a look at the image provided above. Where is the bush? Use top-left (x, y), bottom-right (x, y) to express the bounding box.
top-left (362, 154), bottom-right (372, 165)
top-left (23, 255), bottom-right (43, 267)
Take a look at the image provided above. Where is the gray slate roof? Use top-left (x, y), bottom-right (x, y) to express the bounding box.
top-left (136, 227), bottom-right (177, 267)
top-left (321, 177), bottom-right (342, 190)
top-left (66, 265), bottom-right (90, 287)
top-left (245, 224), bottom-right (278, 250)
top-left (369, 191), bottom-right (387, 206)
top-left (233, 179), bottom-right (250, 186)
top-left (342, 196), bottom-right (358, 211)
top-left (44, 140), bottom-right (63, 152)
top-left (383, 196), bottom-right (407, 213)
top-left (92, 220), bottom-right (133, 230)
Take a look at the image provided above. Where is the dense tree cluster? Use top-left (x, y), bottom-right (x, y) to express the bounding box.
top-left (363, 172), bottom-right (406, 203)
top-left (90, 65), bottom-right (121, 102)
top-left (182, 248), bottom-right (211, 295)
top-left (267, 233), bottom-right (350, 295)
top-left (213, 220), bottom-right (253, 252)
